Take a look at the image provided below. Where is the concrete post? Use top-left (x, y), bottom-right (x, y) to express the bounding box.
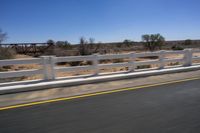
top-left (41, 56), bottom-right (49, 80)
top-left (183, 49), bottom-right (193, 66)
top-left (49, 56), bottom-right (56, 80)
top-left (129, 52), bottom-right (135, 72)
top-left (92, 54), bottom-right (99, 75)
top-left (159, 50), bottom-right (165, 69)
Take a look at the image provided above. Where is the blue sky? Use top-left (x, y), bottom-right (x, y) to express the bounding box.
top-left (1, 0), bottom-right (200, 43)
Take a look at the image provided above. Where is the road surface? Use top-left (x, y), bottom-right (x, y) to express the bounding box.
top-left (0, 78), bottom-right (200, 133)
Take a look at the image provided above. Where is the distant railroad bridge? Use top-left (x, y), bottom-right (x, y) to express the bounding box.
top-left (0, 43), bottom-right (54, 56)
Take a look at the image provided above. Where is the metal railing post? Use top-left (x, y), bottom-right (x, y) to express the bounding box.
top-left (92, 54), bottom-right (99, 75)
top-left (159, 50), bottom-right (165, 69)
top-left (129, 52), bottom-right (135, 72)
top-left (183, 49), bottom-right (193, 66)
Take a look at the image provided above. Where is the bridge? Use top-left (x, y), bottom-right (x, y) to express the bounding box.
top-left (0, 43), bottom-right (54, 56)
top-left (0, 49), bottom-right (200, 93)
top-left (0, 49), bottom-right (200, 133)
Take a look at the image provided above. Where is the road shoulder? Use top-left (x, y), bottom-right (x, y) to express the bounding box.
top-left (0, 70), bottom-right (200, 108)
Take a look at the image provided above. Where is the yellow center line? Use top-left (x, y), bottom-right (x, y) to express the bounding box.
top-left (0, 77), bottom-right (199, 111)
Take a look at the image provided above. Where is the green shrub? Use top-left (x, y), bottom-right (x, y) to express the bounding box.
top-left (169, 62), bottom-right (180, 66)
top-left (113, 59), bottom-right (124, 63)
top-left (142, 34), bottom-right (165, 51)
top-left (184, 39), bottom-right (192, 45)
top-left (171, 45), bottom-right (184, 50)
top-left (137, 65), bottom-right (151, 69)
top-left (69, 61), bottom-right (81, 66)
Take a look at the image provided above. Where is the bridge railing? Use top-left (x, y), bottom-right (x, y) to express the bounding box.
top-left (0, 58), bottom-right (44, 79)
top-left (0, 49), bottom-right (200, 81)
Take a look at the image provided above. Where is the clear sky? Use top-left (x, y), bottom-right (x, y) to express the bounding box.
top-left (1, 0), bottom-right (200, 43)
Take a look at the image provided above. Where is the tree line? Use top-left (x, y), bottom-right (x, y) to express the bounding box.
top-left (0, 28), bottom-right (195, 56)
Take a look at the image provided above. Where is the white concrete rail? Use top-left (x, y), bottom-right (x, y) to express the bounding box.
top-left (0, 49), bottom-right (200, 80)
top-left (0, 58), bottom-right (43, 79)
top-left (0, 49), bottom-right (200, 93)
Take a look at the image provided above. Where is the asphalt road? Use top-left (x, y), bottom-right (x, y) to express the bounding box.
top-left (0, 79), bottom-right (200, 133)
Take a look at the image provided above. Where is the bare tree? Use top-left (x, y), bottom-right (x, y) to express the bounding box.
top-left (142, 34), bottom-right (165, 51)
top-left (63, 41), bottom-right (71, 49)
top-left (0, 29), bottom-right (16, 59)
top-left (79, 37), bottom-right (90, 55)
top-left (89, 38), bottom-right (95, 44)
top-left (88, 37), bottom-right (95, 50)
top-left (0, 29), bottom-right (7, 44)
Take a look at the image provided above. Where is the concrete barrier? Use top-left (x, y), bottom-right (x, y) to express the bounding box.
top-left (0, 49), bottom-right (200, 94)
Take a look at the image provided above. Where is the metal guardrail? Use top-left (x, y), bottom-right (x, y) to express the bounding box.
top-left (0, 49), bottom-right (200, 81)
